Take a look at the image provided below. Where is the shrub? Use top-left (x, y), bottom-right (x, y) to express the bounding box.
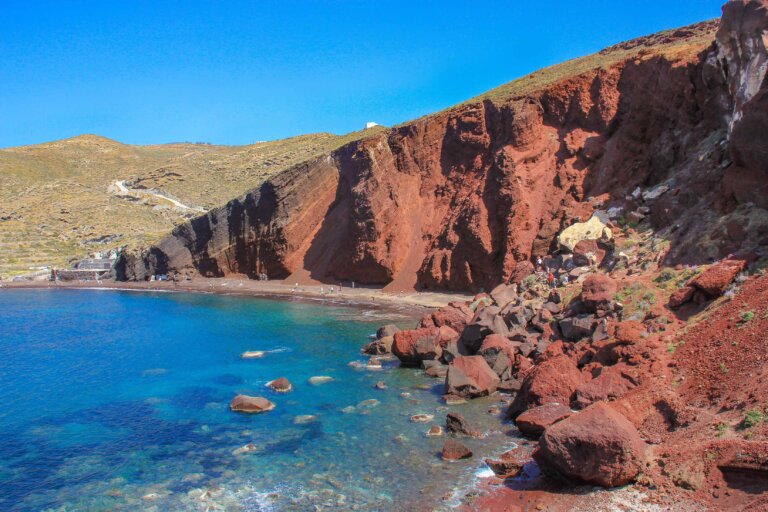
top-left (743, 409), bottom-right (764, 429)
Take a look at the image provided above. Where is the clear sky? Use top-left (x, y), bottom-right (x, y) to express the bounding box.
top-left (0, 1), bottom-right (725, 148)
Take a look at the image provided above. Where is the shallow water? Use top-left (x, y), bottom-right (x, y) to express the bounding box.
top-left (0, 289), bottom-right (513, 511)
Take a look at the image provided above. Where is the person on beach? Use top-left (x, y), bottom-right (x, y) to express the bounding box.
top-left (536, 256), bottom-right (543, 270)
top-left (547, 272), bottom-right (555, 289)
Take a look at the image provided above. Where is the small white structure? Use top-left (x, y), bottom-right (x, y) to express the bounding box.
top-left (365, 122), bottom-right (379, 129)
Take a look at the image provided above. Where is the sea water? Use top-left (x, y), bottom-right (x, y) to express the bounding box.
top-left (0, 289), bottom-right (511, 511)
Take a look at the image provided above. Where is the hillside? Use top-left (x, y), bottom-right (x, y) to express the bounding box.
top-left (117, 11), bottom-right (767, 290)
top-left (0, 128), bottom-right (383, 278)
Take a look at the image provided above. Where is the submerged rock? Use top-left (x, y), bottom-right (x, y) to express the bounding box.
top-left (410, 414), bottom-right (434, 423)
top-left (445, 412), bottom-right (481, 438)
top-left (308, 376), bottom-right (334, 385)
top-left (426, 425), bottom-right (444, 437)
top-left (293, 415), bottom-right (318, 425)
top-left (230, 395), bottom-right (275, 414)
top-left (442, 439), bottom-right (473, 461)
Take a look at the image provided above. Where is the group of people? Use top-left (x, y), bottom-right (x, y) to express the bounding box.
top-left (536, 256), bottom-right (569, 290)
top-left (257, 272), bottom-right (269, 281)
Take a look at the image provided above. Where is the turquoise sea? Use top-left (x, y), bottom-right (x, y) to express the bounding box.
top-left (0, 289), bottom-right (511, 511)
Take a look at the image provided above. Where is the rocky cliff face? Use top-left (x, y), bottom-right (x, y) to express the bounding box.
top-left (117, 1), bottom-right (768, 291)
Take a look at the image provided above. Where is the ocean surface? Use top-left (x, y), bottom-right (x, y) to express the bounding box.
top-left (0, 289), bottom-right (512, 511)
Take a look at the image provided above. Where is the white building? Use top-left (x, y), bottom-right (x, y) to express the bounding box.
top-left (365, 122), bottom-right (379, 129)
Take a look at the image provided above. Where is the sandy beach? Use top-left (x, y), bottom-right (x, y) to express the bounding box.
top-left (1, 277), bottom-right (473, 311)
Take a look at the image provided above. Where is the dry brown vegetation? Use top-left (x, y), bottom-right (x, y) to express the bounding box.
top-left (0, 129), bottom-right (383, 278)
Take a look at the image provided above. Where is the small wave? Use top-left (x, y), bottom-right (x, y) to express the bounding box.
top-left (263, 347), bottom-right (291, 354)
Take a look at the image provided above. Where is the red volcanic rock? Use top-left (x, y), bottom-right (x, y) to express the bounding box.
top-left (446, 412), bottom-right (482, 437)
top-left (573, 365), bottom-right (638, 408)
top-left (581, 274), bottom-right (618, 313)
top-left (507, 355), bottom-right (582, 418)
top-left (435, 325), bottom-right (461, 348)
top-left (392, 328), bottom-right (438, 366)
top-left (478, 334), bottom-right (519, 380)
top-left (490, 283), bottom-right (518, 308)
top-left (534, 402), bottom-right (646, 487)
top-left (230, 395), bottom-right (276, 414)
top-left (690, 259), bottom-right (746, 297)
top-left (442, 439), bottom-right (473, 461)
top-left (613, 321), bottom-right (645, 344)
top-left (418, 303), bottom-right (474, 332)
top-left (267, 377), bottom-right (293, 393)
top-left (376, 324), bottom-right (400, 339)
top-left (668, 285), bottom-right (695, 309)
top-left (515, 403), bottom-right (573, 438)
top-left (484, 446), bottom-right (532, 478)
top-left (573, 239), bottom-right (607, 267)
top-left (445, 355), bottom-right (500, 398)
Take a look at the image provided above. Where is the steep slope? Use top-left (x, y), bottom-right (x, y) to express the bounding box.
top-left (0, 129), bottom-right (381, 278)
top-left (118, 5), bottom-right (768, 291)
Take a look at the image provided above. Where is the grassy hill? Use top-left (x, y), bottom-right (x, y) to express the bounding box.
top-left (0, 129), bottom-right (383, 278)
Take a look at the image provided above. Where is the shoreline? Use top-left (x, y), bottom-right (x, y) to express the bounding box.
top-left (0, 277), bottom-right (472, 313)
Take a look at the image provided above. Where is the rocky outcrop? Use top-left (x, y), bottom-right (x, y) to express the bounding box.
top-left (116, 7), bottom-right (768, 289)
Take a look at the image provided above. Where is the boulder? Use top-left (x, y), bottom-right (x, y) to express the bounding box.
top-left (580, 274), bottom-right (618, 313)
top-left (573, 239), bottom-right (607, 267)
top-left (415, 334), bottom-right (443, 361)
top-left (478, 334), bottom-right (519, 380)
top-left (230, 395), bottom-right (276, 414)
top-left (418, 303), bottom-right (474, 332)
top-left (445, 355), bottom-right (500, 398)
top-left (558, 213), bottom-right (612, 252)
top-left (425, 364), bottom-right (448, 378)
top-left (392, 328), bottom-right (439, 366)
top-left (435, 325), bottom-right (461, 347)
top-left (376, 324), bottom-right (400, 339)
top-left (266, 377), bottom-right (292, 393)
top-left (515, 403), bottom-right (573, 438)
top-left (690, 259), bottom-right (746, 297)
top-left (573, 365), bottom-right (638, 408)
top-left (461, 306), bottom-right (510, 351)
top-left (446, 412), bottom-right (482, 437)
top-left (534, 402), bottom-right (646, 487)
top-left (507, 355), bottom-right (582, 418)
top-left (362, 335), bottom-right (394, 355)
top-left (442, 439), bottom-right (473, 461)
top-left (484, 446), bottom-right (532, 478)
top-left (668, 285), bottom-right (695, 309)
top-left (559, 315), bottom-right (596, 341)
top-left (490, 283), bottom-right (518, 308)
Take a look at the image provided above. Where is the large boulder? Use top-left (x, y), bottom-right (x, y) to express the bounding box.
top-left (461, 306), bottom-right (510, 351)
top-left (668, 285), bottom-right (695, 309)
top-left (484, 446), bottom-right (532, 478)
top-left (446, 412), bottom-right (482, 437)
top-left (515, 403), bottom-right (573, 438)
top-left (418, 303), bottom-right (474, 332)
top-left (376, 324), bottom-right (400, 339)
top-left (534, 402), bottom-right (646, 487)
top-left (559, 315), bottom-right (596, 341)
top-left (557, 213), bottom-right (612, 252)
top-left (573, 365), bottom-right (638, 408)
top-left (580, 274), bottom-right (618, 313)
top-left (362, 335), bottom-right (394, 355)
top-left (490, 283), bottom-right (518, 308)
top-left (392, 328), bottom-right (438, 366)
top-left (230, 395), bottom-right (276, 414)
top-left (445, 355), bottom-right (500, 398)
top-left (507, 355), bottom-right (582, 418)
top-left (477, 334), bottom-right (519, 380)
top-left (572, 239), bottom-right (608, 267)
top-left (689, 259), bottom-right (747, 297)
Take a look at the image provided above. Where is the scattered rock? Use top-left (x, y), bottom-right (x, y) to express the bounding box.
top-left (426, 425), bottom-right (444, 437)
top-left (445, 355), bottom-right (500, 398)
top-left (580, 274), bottom-right (618, 313)
top-left (446, 412), bottom-right (482, 437)
top-left (443, 394), bottom-right (468, 405)
top-left (308, 376), bottom-right (334, 385)
top-left (573, 365), bottom-right (638, 408)
top-left (410, 414), bottom-right (435, 422)
top-left (508, 355), bottom-right (582, 418)
top-left (668, 285), bottom-right (695, 309)
top-left (377, 324), bottom-right (400, 339)
top-left (484, 446), bottom-right (532, 478)
top-left (534, 402), bottom-right (646, 487)
top-left (490, 283), bottom-right (518, 308)
top-left (515, 403), bottom-right (573, 438)
top-left (559, 315), bottom-right (596, 341)
top-left (442, 439), bottom-right (473, 461)
top-left (230, 395), bottom-right (276, 414)
top-left (362, 335), bottom-right (394, 355)
top-left (293, 415), bottom-right (318, 424)
top-left (392, 328), bottom-right (439, 365)
top-left (232, 443), bottom-right (257, 455)
top-left (690, 259), bottom-right (746, 297)
top-left (374, 381), bottom-right (388, 390)
top-left (266, 377), bottom-right (293, 393)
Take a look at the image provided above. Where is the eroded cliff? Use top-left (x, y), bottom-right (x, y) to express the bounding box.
top-left (117, 3), bottom-right (768, 291)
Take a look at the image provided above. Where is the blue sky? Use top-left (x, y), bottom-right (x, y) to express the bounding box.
top-left (0, 1), bottom-right (724, 148)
